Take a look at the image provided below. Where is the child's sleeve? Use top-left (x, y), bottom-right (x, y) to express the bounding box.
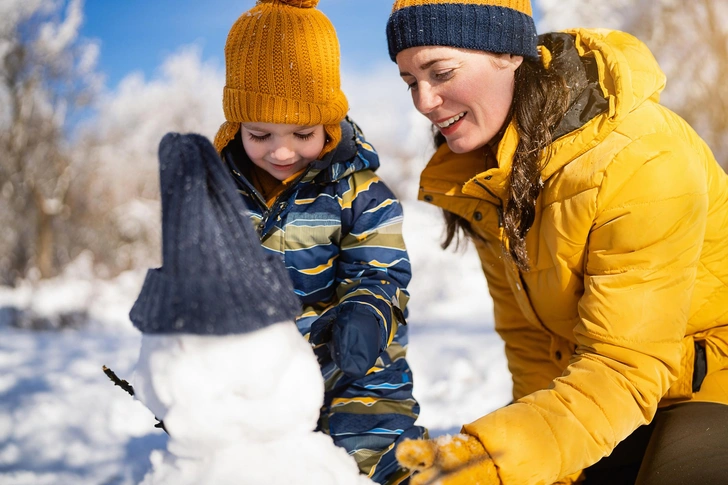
top-left (334, 168), bottom-right (411, 353)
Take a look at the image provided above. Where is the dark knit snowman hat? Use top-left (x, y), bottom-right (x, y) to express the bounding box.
top-left (129, 133), bottom-right (301, 335)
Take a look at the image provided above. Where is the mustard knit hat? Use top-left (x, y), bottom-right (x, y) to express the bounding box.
top-left (214, 0), bottom-right (349, 154)
top-left (386, 0), bottom-right (538, 61)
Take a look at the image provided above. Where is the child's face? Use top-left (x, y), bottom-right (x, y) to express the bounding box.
top-left (240, 123), bottom-right (326, 181)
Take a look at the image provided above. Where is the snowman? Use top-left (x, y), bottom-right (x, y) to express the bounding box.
top-left (128, 133), bottom-right (372, 485)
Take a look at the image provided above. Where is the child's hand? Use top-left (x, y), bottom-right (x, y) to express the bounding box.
top-left (309, 305), bottom-right (382, 378)
top-left (396, 434), bottom-right (500, 485)
top-left (330, 305), bottom-right (382, 378)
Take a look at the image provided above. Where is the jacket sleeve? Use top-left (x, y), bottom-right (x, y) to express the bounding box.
top-left (334, 168), bottom-right (411, 351)
top-left (474, 237), bottom-right (564, 401)
top-left (464, 135), bottom-right (709, 485)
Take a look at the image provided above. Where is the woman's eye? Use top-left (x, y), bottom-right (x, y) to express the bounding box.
top-left (294, 132), bottom-right (315, 141)
top-left (434, 70), bottom-right (454, 81)
top-left (248, 133), bottom-right (270, 142)
top-left (404, 80), bottom-right (418, 91)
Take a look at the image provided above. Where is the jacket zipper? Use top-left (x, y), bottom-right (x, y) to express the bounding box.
top-left (260, 166), bottom-right (312, 236)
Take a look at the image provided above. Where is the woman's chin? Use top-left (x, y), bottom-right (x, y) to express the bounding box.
top-left (445, 137), bottom-right (485, 154)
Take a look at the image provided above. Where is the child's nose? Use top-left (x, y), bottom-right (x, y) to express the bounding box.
top-left (271, 145), bottom-right (296, 161)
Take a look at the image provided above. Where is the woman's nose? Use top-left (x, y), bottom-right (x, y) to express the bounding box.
top-left (271, 144), bottom-right (295, 161)
top-left (414, 84), bottom-right (442, 114)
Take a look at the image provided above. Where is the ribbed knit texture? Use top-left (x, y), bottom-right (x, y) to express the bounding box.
top-left (386, 0), bottom-right (539, 61)
top-left (129, 133), bottom-right (301, 335)
top-left (214, 0), bottom-right (348, 154)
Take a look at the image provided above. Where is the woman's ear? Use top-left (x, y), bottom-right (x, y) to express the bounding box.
top-left (509, 54), bottom-right (524, 71)
top-left (492, 53), bottom-right (524, 71)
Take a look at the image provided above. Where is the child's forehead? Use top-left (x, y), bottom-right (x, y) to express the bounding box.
top-left (241, 122), bottom-right (323, 134)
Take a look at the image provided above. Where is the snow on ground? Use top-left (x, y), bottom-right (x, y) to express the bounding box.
top-left (0, 201), bottom-right (510, 485)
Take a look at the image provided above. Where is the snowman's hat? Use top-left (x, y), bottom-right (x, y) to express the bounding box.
top-left (129, 133), bottom-right (300, 335)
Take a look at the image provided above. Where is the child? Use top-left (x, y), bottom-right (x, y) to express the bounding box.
top-left (212, 1), bottom-right (426, 484)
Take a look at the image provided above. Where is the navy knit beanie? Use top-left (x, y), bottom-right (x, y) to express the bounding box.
top-left (129, 133), bottom-right (301, 335)
top-left (386, 0), bottom-right (539, 61)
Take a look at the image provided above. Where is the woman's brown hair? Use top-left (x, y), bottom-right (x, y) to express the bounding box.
top-left (441, 53), bottom-right (569, 272)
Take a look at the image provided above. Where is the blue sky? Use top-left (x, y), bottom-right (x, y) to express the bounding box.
top-left (80, 0), bottom-right (398, 89)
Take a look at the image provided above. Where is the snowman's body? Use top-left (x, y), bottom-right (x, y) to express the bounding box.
top-left (132, 322), bottom-right (372, 485)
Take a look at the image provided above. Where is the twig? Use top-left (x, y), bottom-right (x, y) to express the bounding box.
top-left (102, 365), bottom-right (135, 396)
top-left (103, 365), bottom-right (168, 435)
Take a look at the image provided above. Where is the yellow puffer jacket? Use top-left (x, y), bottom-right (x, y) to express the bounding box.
top-left (418, 29), bottom-right (728, 485)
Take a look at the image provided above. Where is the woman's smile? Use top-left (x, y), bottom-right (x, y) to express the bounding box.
top-left (435, 111), bottom-right (467, 135)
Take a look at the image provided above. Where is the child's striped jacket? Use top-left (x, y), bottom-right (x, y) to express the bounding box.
top-left (222, 118), bottom-right (426, 484)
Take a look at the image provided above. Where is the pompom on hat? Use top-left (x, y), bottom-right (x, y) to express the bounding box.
top-left (386, 0), bottom-right (539, 61)
top-left (214, 0), bottom-right (348, 156)
top-left (130, 133), bottom-right (301, 335)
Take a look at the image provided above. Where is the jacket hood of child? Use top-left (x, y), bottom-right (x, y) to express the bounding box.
top-left (296, 118), bottom-right (381, 184)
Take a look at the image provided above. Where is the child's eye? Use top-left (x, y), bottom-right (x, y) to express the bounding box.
top-left (294, 132), bottom-right (315, 141)
top-left (248, 133), bottom-right (270, 142)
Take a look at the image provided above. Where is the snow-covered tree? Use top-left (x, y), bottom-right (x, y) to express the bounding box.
top-left (0, 0), bottom-right (101, 284)
top-left (72, 46), bottom-right (227, 274)
top-left (536, 0), bottom-right (728, 169)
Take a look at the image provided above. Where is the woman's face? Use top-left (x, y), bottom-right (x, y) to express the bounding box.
top-left (397, 46), bottom-right (523, 154)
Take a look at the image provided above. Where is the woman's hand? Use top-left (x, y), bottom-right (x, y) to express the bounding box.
top-left (396, 433), bottom-right (500, 485)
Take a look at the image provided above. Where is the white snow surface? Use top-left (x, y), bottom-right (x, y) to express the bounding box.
top-left (0, 201), bottom-right (509, 484)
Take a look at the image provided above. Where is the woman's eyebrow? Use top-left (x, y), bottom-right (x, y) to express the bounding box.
top-left (399, 58), bottom-right (449, 77)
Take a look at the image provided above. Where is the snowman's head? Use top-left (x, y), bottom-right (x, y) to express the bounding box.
top-left (133, 321), bottom-right (323, 451)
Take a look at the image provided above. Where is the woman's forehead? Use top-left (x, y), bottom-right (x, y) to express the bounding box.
top-left (397, 45), bottom-right (486, 71)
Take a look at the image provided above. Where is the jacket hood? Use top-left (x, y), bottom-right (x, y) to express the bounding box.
top-left (309, 117), bottom-right (380, 183)
top-left (567, 29), bottom-right (666, 119)
top-left (537, 28), bottom-right (667, 179)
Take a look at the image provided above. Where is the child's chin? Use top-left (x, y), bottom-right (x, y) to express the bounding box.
top-left (268, 166), bottom-right (295, 179)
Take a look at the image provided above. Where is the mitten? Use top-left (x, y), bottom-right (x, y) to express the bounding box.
top-left (396, 434), bottom-right (500, 485)
top-left (330, 304), bottom-right (382, 379)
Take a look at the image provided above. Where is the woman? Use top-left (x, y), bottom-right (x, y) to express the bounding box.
top-left (385, 1), bottom-right (728, 484)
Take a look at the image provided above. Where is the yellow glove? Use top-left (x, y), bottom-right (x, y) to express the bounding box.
top-left (396, 433), bottom-right (500, 485)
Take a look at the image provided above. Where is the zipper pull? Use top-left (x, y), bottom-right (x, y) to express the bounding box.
top-left (257, 210), bottom-right (270, 236)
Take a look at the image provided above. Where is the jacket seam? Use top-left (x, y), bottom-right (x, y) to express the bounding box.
top-left (522, 400), bottom-right (564, 479)
top-left (689, 260), bottom-right (728, 319)
top-left (593, 133), bottom-right (700, 215)
top-left (577, 329), bottom-right (683, 345)
top-left (541, 185), bottom-right (598, 210)
top-left (551, 374), bottom-right (617, 444)
top-left (597, 190), bottom-right (706, 215)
